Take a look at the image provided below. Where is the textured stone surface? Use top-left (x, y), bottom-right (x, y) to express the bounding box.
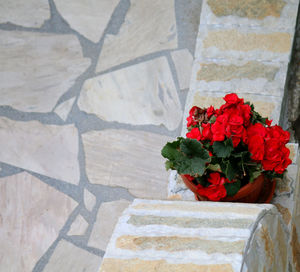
top-left (0, 117), bottom-right (80, 184)
top-left (100, 258), bottom-right (234, 272)
top-left (0, 0), bottom-right (50, 27)
top-left (0, 172), bottom-right (77, 272)
top-left (244, 213), bottom-right (288, 272)
top-left (79, 57), bottom-right (182, 130)
top-left (286, 143), bottom-right (298, 164)
top-left (83, 189), bottom-right (96, 212)
top-left (82, 129), bottom-right (173, 198)
top-left (0, 30), bottom-right (90, 112)
top-left (88, 200), bottom-right (131, 251)
top-left (116, 235), bottom-right (245, 254)
top-left (68, 214), bottom-right (89, 236)
top-left (43, 240), bottom-right (102, 272)
top-left (206, 0), bottom-right (286, 19)
top-left (171, 49), bottom-right (193, 90)
top-left (127, 215), bottom-right (253, 229)
top-left (201, 0), bottom-right (298, 29)
top-left (54, 97), bottom-right (76, 122)
top-left (197, 61), bottom-right (279, 82)
top-left (197, 26), bottom-right (292, 61)
top-left (54, 0), bottom-right (119, 42)
top-left (203, 29), bottom-right (291, 53)
top-left (194, 60), bottom-right (286, 96)
top-left (96, 0), bottom-right (177, 72)
top-left (101, 199), bottom-right (276, 272)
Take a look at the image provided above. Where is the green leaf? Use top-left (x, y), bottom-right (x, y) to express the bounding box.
top-left (213, 139), bottom-right (234, 158)
top-left (209, 115), bottom-right (216, 124)
top-left (165, 161), bottom-right (174, 171)
top-left (220, 159), bottom-right (238, 181)
top-left (207, 164), bottom-right (221, 172)
top-left (224, 180), bottom-right (241, 197)
top-left (249, 170), bottom-right (262, 182)
top-left (161, 139), bottom-right (182, 160)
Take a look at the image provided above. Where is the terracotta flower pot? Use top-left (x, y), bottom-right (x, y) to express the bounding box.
top-left (181, 174), bottom-right (276, 203)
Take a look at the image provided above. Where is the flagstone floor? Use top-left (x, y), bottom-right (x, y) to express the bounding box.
top-left (0, 0), bottom-right (202, 271)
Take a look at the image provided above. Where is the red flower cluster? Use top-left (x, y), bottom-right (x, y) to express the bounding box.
top-left (247, 124), bottom-right (291, 174)
top-left (196, 172), bottom-right (230, 201)
top-left (186, 93), bottom-right (292, 175)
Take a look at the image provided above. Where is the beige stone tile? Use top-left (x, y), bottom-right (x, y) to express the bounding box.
top-left (96, 0), bottom-right (177, 72)
top-left (68, 214), bottom-right (89, 236)
top-left (286, 143), bottom-right (298, 164)
top-left (100, 258), bottom-right (234, 272)
top-left (0, 117), bottom-right (80, 184)
top-left (88, 200), bottom-right (131, 251)
top-left (84, 189), bottom-right (96, 212)
top-left (116, 235), bottom-right (245, 254)
top-left (82, 129), bottom-right (173, 198)
top-left (0, 0), bottom-right (50, 27)
top-left (0, 172), bottom-right (77, 272)
top-left (79, 57), bottom-right (182, 130)
top-left (171, 49), bottom-right (193, 90)
top-left (54, 0), bottom-right (119, 42)
top-left (43, 240), bottom-right (102, 272)
top-left (54, 97), bottom-right (76, 121)
top-left (0, 30), bottom-right (90, 112)
top-left (200, 0), bottom-right (298, 30)
top-left (192, 59), bottom-right (287, 97)
top-left (196, 25), bottom-right (292, 62)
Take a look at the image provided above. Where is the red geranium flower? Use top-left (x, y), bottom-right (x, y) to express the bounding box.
top-left (186, 127), bottom-right (201, 140)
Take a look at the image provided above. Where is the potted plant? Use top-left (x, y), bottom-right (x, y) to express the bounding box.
top-left (161, 93), bottom-right (292, 203)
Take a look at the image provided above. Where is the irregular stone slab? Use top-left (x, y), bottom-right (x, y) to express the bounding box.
top-left (82, 129), bottom-right (173, 198)
top-left (197, 25), bottom-right (292, 62)
top-left (54, 97), bottom-right (76, 121)
top-left (100, 199), bottom-right (276, 272)
top-left (0, 0), bottom-right (50, 27)
top-left (171, 49), bottom-right (193, 90)
top-left (0, 117), bottom-right (80, 184)
top-left (79, 57), bottom-right (182, 130)
top-left (88, 200), bottom-right (131, 251)
top-left (54, 0), bottom-right (119, 42)
top-left (68, 214), bottom-right (89, 236)
top-left (0, 172), bottom-right (77, 272)
top-left (193, 60), bottom-right (287, 97)
top-left (201, 0), bottom-right (298, 30)
top-left (43, 240), bottom-right (102, 272)
top-left (96, 0), bottom-right (177, 72)
top-left (0, 30), bottom-right (90, 112)
top-left (84, 189), bottom-right (97, 212)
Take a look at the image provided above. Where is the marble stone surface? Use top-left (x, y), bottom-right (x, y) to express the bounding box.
top-left (54, 0), bottom-right (119, 42)
top-left (0, 0), bottom-right (50, 27)
top-left (0, 117), bottom-right (80, 184)
top-left (79, 57), bottom-right (182, 131)
top-left (54, 97), bottom-right (76, 122)
top-left (0, 30), bottom-right (90, 112)
top-left (82, 129), bottom-right (173, 198)
top-left (68, 214), bottom-right (89, 236)
top-left (171, 49), bottom-right (194, 90)
top-left (0, 172), bottom-right (77, 272)
top-left (88, 200), bottom-right (131, 251)
top-left (96, 0), bottom-right (177, 72)
top-left (84, 189), bottom-right (97, 212)
top-left (43, 240), bottom-right (102, 272)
